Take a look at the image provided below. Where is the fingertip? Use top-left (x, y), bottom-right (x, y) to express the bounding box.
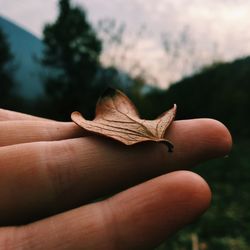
top-left (168, 171), bottom-right (212, 216)
top-left (102, 171), bottom-right (212, 249)
top-left (201, 119), bottom-right (232, 157)
top-left (164, 118), bottom-right (233, 169)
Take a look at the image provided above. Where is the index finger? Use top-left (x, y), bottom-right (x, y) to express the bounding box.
top-left (0, 120), bottom-right (88, 146)
top-left (0, 108), bottom-right (50, 121)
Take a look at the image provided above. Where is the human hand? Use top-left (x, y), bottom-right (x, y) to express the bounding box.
top-left (0, 108), bottom-right (232, 249)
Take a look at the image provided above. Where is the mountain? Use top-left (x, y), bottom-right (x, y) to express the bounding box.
top-left (0, 16), bottom-right (44, 99)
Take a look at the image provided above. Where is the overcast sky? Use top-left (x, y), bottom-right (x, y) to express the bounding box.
top-left (1, 0), bottom-right (250, 87)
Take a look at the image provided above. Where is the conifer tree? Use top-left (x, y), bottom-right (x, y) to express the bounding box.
top-left (0, 27), bottom-right (15, 107)
top-left (41, 0), bottom-right (102, 120)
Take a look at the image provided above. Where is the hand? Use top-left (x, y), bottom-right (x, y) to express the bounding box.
top-left (0, 108), bottom-right (231, 249)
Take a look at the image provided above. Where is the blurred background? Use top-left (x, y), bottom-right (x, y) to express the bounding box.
top-left (0, 0), bottom-right (250, 249)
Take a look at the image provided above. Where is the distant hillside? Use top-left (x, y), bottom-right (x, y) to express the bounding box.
top-left (0, 16), bottom-right (44, 99)
top-left (144, 56), bottom-right (250, 140)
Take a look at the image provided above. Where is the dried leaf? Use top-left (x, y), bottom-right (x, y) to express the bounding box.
top-left (71, 88), bottom-right (176, 152)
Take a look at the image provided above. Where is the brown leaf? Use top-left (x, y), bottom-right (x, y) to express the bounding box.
top-left (71, 88), bottom-right (176, 152)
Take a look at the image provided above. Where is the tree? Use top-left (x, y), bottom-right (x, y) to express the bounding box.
top-left (41, 0), bottom-right (102, 120)
top-left (0, 27), bottom-right (15, 107)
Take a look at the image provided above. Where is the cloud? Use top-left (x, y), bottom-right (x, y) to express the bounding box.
top-left (0, 0), bottom-right (58, 37)
top-left (1, 0), bottom-right (250, 87)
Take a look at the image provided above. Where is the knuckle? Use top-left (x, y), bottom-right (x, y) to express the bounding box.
top-left (43, 141), bottom-right (77, 199)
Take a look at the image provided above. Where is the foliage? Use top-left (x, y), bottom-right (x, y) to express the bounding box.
top-left (40, 0), bottom-right (102, 120)
top-left (149, 57), bottom-right (250, 249)
top-left (0, 27), bottom-right (15, 107)
top-left (144, 57), bottom-right (250, 142)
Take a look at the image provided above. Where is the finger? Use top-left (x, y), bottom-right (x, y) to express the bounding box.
top-left (0, 108), bottom-right (50, 121)
top-left (0, 121), bottom-right (88, 146)
top-left (0, 119), bottom-right (231, 225)
top-left (5, 171), bottom-right (211, 250)
top-left (164, 118), bottom-right (232, 170)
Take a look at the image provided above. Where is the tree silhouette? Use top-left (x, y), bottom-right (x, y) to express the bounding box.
top-left (0, 27), bottom-right (15, 107)
top-left (41, 0), bottom-right (102, 120)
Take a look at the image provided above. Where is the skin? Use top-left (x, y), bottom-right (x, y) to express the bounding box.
top-left (0, 108), bottom-right (232, 250)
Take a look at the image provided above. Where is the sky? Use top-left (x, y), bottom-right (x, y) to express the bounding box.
top-left (1, 0), bottom-right (250, 87)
